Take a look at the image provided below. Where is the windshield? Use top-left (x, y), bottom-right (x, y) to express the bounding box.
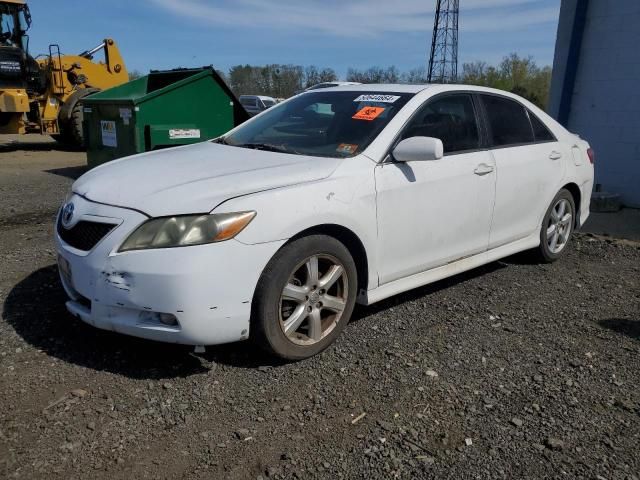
top-left (223, 91), bottom-right (414, 158)
top-left (0, 12), bottom-right (16, 46)
top-left (0, 4), bottom-right (27, 48)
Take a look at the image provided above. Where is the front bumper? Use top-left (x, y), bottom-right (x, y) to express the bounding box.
top-left (55, 194), bottom-right (284, 346)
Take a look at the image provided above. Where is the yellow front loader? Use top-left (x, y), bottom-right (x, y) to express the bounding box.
top-left (0, 0), bottom-right (128, 146)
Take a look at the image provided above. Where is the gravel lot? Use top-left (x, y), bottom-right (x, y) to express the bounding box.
top-left (1, 135), bottom-right (639, 480)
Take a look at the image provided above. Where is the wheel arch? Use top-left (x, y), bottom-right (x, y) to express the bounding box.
top-left (58, 87), bottom-right (100, 123)
top-left (287, 224), bottom-right (370, 296)
top-left (561, 182), bottom-right (581, 227)
top-left (56, 87), bottom-right (100, 147)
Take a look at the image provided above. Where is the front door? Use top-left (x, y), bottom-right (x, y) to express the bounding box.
top-left (375, 93), bottom-right (496, 285)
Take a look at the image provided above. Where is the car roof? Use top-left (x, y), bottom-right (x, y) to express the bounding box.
top-left (312, 83), bottom-right (531, 96)
top-left (321, 81), bottom-right (361, 85)
top-left (315, 83), bottom-right (431, 93)
top-left (239, 95), bottom-right (275, 100)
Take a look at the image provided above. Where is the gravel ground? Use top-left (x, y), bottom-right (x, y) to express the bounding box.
top-left (1, 136), bottom-right (639, 480)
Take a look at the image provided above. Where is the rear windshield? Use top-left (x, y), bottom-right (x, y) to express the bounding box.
top-left (240, 97), bottom-right (256, 107)
top-left (308, 83), bottom-right (337, 90)
top-left (223, 91), bottom-right (414, 158)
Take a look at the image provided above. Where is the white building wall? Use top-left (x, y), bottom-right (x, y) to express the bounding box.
top-left (550, 0), bottom-right (640, 206)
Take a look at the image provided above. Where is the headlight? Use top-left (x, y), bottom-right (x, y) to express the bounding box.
top-left (119, 211), bottom-right (256, 252)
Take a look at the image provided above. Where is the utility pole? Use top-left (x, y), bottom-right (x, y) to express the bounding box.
top-left (427, 0), bottom-right (459, 83)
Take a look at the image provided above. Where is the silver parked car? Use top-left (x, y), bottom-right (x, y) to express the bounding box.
top-left (239, 95), bottom-right (277, 116)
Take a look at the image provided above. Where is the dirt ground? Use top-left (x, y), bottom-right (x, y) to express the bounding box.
top-left (1, 135), bottom-right (639, 480)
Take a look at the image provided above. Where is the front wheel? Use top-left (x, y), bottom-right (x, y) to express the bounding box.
top-left (251, 235), bottom-right (358, 360)
top-left (54, 101), bottom-right (85, 148)
top-left (54, 88), bottom-right (100, 148)
top-left (535, 189), bottom-right (576, 263)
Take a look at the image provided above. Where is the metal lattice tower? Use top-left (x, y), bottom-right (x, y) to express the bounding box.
top-left (427, 0), bottom-right (459, 83)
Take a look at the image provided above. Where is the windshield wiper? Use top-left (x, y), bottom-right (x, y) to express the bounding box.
top-left (235, 143), bottom-right (294, 154)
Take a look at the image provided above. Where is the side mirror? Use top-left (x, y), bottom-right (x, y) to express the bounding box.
top-left (392, 136), bottom-right (444, 162)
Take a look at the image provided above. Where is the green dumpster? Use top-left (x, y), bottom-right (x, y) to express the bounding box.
top-left (82, 67), bottom-right (249, 168)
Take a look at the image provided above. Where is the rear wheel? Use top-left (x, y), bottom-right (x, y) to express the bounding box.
top-left (251, 235), bottom-right (358, 360)
top-left (535, 189), bottom-right (575, 263)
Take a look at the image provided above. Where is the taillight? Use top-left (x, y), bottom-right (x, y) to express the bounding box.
top-left (587, 148), bottom-right (595, 164)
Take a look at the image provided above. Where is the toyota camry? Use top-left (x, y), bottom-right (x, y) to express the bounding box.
top-left (55, 84), bottom-right (594, 359)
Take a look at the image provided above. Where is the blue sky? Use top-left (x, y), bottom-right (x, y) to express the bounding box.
top-left (26, 0), bottom-right (560, 78)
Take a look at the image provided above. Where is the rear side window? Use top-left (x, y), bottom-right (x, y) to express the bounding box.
top-left (528, 110), bottom-right (556, 142)
top-left (481, 95), bottom-right (534, 147)
top-left (401, 94), bottom-right (480, 154)
top-left (240, 97), bottom-right (256, 107)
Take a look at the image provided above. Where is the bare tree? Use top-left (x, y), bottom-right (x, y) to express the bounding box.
top-left (228, 64), bottom-right (336, 97)
top-left (304, 65), bottom-right (320, 88)
top-left (347, 66), bottom-right (399, 83)
top-left (318, 68), bottom-right (338, 83)
top-left (128, 70), bottom-right (144, 81)
top-left (401, 67), bottom-right (427, 84)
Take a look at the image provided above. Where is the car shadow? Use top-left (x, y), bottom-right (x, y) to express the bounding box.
top-left (45, 166), bottom-right (87, 180)
top-left (4, 259), bottom-right (510, 377)
top-left (351, 261), bottom-right (505, 321)
top-left (0, 140), bottom-right (82, 154)
top-left (0, 209), bottom-right (58, 227)
top-left (599, 318), bottom-right (640, 341)
top-left (393, 162), bottom-right (417, 182)
top-left (2, 265), bottom-right (288, 378)
top-left (497, 249), bottom-right (542, 265)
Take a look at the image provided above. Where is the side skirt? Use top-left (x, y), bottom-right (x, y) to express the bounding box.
top-left (359, 231), bottom-right (539, 306)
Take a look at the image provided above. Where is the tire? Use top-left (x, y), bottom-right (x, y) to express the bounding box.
top-left (55, 88), bottom-right (100, 148)
top-left (535, 189), bottom-right (576, 263)
top-left (55, 102), bottom-right (85, 148)
top-left (251, 235), bottom-right (358, 360)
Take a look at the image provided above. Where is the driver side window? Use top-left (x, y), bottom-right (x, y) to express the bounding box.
top-left (401, 94), bottom-right (480, 154)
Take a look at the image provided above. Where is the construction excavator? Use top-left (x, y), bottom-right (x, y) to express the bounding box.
top-left (0, 0), bottom-right (128, 146)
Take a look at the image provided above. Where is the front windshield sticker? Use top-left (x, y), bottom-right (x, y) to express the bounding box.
top-left (337, 143), bottom-right (358, 155)
top-left (353, 106), bottom-right (385, 121)
top-left (353, 94), bottom-right (401, 103)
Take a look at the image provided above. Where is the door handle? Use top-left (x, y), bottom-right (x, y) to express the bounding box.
top-left (474, 163), bottom-right (494, 176)
top-left (549, 151), bottom-right (562, 160)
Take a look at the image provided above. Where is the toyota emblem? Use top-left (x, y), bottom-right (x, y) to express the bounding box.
top-left (61, 202), bottom-right (75, 228)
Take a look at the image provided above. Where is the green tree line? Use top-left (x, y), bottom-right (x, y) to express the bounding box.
top-left (345, 54), bottom-right (552, 108)
top-left (129, 54), bottom-right (552, 109)
top-left (222, 64), bottom-right (338, 99)
top-left (460, 53), bottom-right (552, 108)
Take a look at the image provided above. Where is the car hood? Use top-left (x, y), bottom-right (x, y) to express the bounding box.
top-left (73, 142), bottom-right (342, 217)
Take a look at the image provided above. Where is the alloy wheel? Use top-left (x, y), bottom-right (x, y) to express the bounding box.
top-left (279, 254), bottom-right (349, 346)
top-left (546, 198), bottom-right (573, 254)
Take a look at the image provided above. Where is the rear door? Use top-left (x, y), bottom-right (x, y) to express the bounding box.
top-left (479, 94), bottom-right (564, 249)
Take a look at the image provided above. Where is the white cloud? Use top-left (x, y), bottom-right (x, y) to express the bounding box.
top-left (461, 5), bottom-right (559, 32)
top-left (148, 0), bottom-right (559, 37)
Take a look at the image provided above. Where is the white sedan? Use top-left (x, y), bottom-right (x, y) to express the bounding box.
top-left (55, 84), bottom-right (594, 359)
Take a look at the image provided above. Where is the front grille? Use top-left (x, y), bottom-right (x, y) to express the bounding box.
top-left (57, 218), bottom-right (117, 251)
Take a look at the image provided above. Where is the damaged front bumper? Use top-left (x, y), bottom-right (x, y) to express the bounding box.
top-left (54, 194), bottom-right (283, 346)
